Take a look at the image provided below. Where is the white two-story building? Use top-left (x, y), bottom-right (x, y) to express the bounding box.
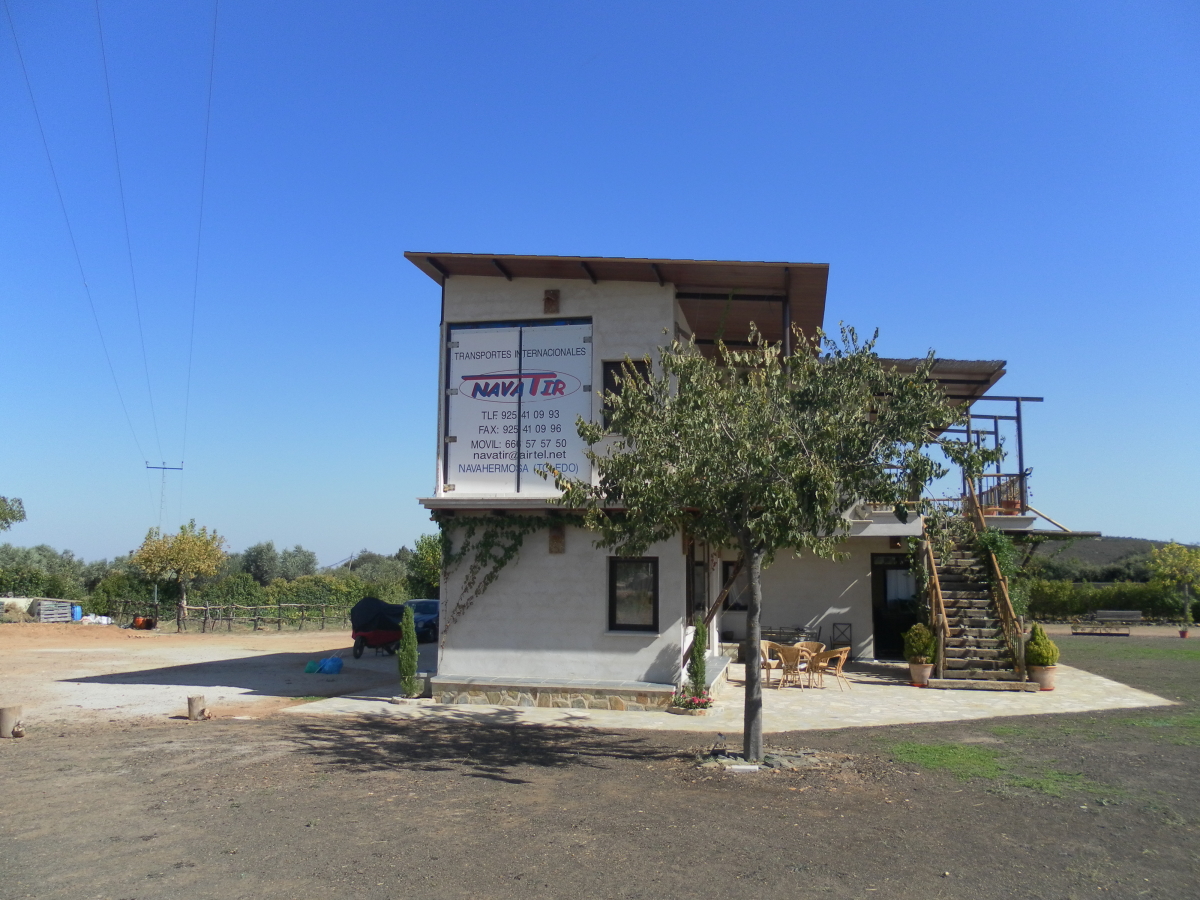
top-left (409, 252), bottom-right (1030, 710)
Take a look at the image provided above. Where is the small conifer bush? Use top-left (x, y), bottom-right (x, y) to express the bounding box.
top-left (1024, 622), bottom-right (1060, 667)
top-left (398, 604), bottom-right (421, 697)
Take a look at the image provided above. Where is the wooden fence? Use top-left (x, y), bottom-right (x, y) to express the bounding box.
top-left (108, 598), bottom-right (353, 632)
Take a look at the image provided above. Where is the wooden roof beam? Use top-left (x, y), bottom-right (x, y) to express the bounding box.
top-left (492, 258), bottom-right (513, 281)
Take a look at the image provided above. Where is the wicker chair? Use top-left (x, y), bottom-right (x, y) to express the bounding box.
top-left (793, 640), bottom-right (825, 655)
top-left (774, 645), bottom-right (811, 688)
top-left (759, 641), bottom-right (784, 687)
top-left (806, 646), bottom-right (852, 691)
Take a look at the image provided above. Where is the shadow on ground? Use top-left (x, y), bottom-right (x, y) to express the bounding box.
top-left (288, 711), bottom-right (684, 784)
top-left (62, 648), bottom-right (385, 696)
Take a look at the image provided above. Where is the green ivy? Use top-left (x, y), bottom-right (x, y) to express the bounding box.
top-left (436, 512), bottom-right (583, 636)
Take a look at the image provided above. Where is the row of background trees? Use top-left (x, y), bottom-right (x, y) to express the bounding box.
top-left (0, 533), bottom-right (441, 617)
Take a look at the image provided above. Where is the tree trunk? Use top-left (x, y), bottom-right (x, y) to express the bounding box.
top-left (740, 532), bottom-right (765, 762)
top-left (177, 581), bottom-right (187, 633)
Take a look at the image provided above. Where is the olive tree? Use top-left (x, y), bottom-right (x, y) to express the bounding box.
top-left (551, 326), bottom-right (962, 761)
top-left (132, 520), bottom-right (227, 631)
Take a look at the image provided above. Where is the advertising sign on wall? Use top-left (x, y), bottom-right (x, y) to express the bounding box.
top-left (445, 320), bottom-right (592, 495)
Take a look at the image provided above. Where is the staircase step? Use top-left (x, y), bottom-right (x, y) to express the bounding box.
top-left (945, 637), bottom-right (1002, 649)
top-left (942, 592), bottom-right (990, 601)
top-left (945, 658), bottom-right (1011, 671)
top-left (941, 668), bottom-right (1020, 680)
top-left (944, 647), bottom-right (1006, 660)
top-left (949, 627), bottom-right (1002, 639)
top-left (926, 679), bottom-right (1040, 692)
top-left (949, 616), bottom-right (999, 628)
top-left (942, 599), bottom-right (990, 609)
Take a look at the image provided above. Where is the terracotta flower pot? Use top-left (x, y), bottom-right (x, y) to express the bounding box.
top-left (908, 662), bottom-right (934, 686)
top-left (1180, 629), bottom-right (1189, 639)
top-left (1028, 665), bottom-right (1057, 691)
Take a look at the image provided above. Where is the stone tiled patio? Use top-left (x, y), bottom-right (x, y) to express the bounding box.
top-left (285, 660), bottom-right (1171, 732)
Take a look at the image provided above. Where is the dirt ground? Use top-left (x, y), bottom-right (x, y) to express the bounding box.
top-left (2, 629), bottom-right (1198, 899)
top-left (0, 623), bottom-right (435, 722)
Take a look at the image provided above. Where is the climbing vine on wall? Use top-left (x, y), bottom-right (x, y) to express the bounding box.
top-left (434, 511), bottom-right (584, 638)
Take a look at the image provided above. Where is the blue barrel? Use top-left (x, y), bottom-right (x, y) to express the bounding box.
top-left (71, 604), bottom-right (83, 621)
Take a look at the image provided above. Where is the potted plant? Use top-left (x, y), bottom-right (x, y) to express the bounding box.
top-left (669, 617), bottom-right (714, 715)
top-left (1025, 623), bottom-right (1060, 690)
top-left (902, 623), bottom-right (937, 687)
top-left (668, 690), bottom-right (714, 715)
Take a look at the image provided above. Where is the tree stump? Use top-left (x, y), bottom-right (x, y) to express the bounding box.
top-left (0, 706), bottom-right (22, 738)
top-left (187, 696), bottom-right (206, 721)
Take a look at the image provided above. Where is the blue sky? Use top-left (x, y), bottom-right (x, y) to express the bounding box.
top-left (2, 1), bottom-right (1197, 563)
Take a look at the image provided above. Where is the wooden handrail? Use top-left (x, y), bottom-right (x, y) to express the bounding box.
top-left (924, 539), bottom-right (949, 680)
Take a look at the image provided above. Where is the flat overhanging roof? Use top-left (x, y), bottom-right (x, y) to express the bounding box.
top-left (404, 251), bottom-right (830, 339)
top-left (880, 358), bottom-right (1007, 406)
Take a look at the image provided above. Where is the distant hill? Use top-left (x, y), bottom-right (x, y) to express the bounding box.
top-left (1029, 535), bottom-right (1197, 582)
top-left (1032, 536), bottom-right (1173, 567)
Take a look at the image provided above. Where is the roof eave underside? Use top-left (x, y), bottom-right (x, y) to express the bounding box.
top-left (405, 251), bottom-right (829, 337)
top-left (879, 357), bottom-right (1007, 406)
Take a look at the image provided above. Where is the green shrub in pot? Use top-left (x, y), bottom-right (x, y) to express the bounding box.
top-left (1025, 623), bottom-right (1060, 667)
top-left (902, 623), bottom-right (937, 664)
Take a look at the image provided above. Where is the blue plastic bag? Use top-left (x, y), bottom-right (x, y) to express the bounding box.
top-left (315, 656), bottom-right (343, 675)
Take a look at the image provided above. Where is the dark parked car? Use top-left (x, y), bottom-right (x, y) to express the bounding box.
top-left (405, 599), bottom-right (439, 643)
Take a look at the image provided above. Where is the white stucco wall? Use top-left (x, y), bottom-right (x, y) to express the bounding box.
top-left (439, 522), bottom-right (686, 685)
top-left (714, 537), bottom-right (890, 660)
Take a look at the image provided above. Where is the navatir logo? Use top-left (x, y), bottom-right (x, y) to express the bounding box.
top-left (460, 370), bottom-right (581, 403)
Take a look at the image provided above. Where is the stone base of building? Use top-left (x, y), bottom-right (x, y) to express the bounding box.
top-left (430, 674), bottom-right (675, 711)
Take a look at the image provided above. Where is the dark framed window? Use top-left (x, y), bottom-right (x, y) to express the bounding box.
top-left (608, 557), bottom-right (659, 632)
top-left (602, 359), bottom-right (651, 427)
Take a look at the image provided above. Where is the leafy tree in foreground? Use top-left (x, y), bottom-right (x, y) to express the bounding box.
top-left (406, 533), bottom-right (442, 599)
top-left (1148, 542), bottom-right (1200, 627)
top-left (0, 496), bottom-right (26, 532)
top-left (552, 327), bottom-right (962, 761)
top-left (131, 520), bottom-right (227, 631)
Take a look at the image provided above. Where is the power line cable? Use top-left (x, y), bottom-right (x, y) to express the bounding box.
top-left (3, 0), bottom-right (149, 467)
top-left (181, 0), bottom-right (219, 466)
top-left (178, 0), bottom-right (219, 525)
top-left (93, 0), bottom-right (163, 462)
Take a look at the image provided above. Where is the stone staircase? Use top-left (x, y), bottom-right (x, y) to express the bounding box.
top-left (933, 543), bottom-right (1029, 687)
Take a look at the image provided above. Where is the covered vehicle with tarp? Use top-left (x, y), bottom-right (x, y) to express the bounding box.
top-left (349, 596), bottom-right (407, 658)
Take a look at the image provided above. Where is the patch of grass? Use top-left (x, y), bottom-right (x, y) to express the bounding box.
top-left (894, 740), bottom-right (1118, 798)
top-left (989, 724), bottom-right (1036, 738)
top-left (1070, 644), bottom-right (1200, 662)
top-left (891, 742), bottom-right (1004, 780)
top-left (1125, 713), bottom-right (1200, 745)
top-left (1007, 770), bottom-right (1098, 797)
top-left (290, 695), bottom-right (326, 702)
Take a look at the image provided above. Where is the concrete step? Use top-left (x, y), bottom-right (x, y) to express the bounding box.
top-left (941, 668), bottom-right (1020, 680)
top-left (946, 637), bottom-right (1003, 649)
top-left (945, 658), bottom-right (1010, 671)
top-left (949, 627), bottom-right (1003, 639)
top-left (942, 599), bottom-right (991, 609)
top-left (927, 679), bottom-right (1039, 692)
top-left (947, 616), bottom-right (1000, 628)
top-left (944, 647), bottom-right (1007, 660)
